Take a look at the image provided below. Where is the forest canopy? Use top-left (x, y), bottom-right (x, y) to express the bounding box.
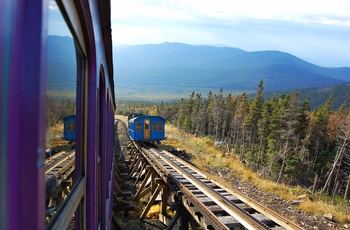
top-left (118, 80), bottom-right (350, 200)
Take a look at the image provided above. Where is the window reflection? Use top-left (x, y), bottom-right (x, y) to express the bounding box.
top-left (45, 0), bottom-right (77, 225)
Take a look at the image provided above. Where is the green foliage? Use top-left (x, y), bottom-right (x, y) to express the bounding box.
top-left (263, 83), bottom-right (350, 110)
top-left (115, 101), bottom-right (155, 116)
top-left (46, 96), bottom-right (76, 128)
top-left (155, 81), bottom-right (350, 199)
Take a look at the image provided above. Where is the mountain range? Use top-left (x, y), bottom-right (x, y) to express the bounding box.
top-left (48, 36), bottom-right (350, 105)
top-left (114, 42), bottom-right (350, 91)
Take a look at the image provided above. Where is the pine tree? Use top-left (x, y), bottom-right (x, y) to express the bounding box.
top-left (232, 92), bottom-right (250, 161)
top-left (246, 80), bottom-right (264, 167)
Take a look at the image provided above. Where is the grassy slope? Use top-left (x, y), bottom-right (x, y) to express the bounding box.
top-left (159, 123), bottom-right (350, 224)
top-left (46, 122), bottom-right (75, 152)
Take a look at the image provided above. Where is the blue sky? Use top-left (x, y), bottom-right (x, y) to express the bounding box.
top-left (110, 0), bottom-right (350, 67)
top-left (49, 0), bottom-right (350, 67)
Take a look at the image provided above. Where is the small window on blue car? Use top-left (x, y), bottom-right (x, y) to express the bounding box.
top-left (136, 122), bottom-right (142, 131)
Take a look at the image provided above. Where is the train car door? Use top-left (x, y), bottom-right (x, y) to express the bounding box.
top-left (144, 119), bottom-right (150, 139)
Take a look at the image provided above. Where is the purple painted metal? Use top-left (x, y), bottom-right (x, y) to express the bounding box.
top-left (84, 1), bottom-right (115, 228)
top-left (1, 0), bottom-right (47, 230)
top-left (1, 0), bottom-right (115, 229)
top-left (73, 47), bottom-right (86, 230)
top-left (100, 73), bottom-right (107, 229)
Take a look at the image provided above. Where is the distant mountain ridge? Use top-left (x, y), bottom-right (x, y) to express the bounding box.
top-left (114, 42), bottom-right (350, 92)
top-left (47, 35), bottom-right (76, 93)
top-left (262, 82), bottom-right (350, 110)
top-left (47, 36), bottom-right (350, 103)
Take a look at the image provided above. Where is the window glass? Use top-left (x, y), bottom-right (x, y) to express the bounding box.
top-left (66, 122), bottom-right (76, 131)
top-left (158, 122), bottom-right (163, 131)
top-left (145, 120), bottom-right (150, 130)
top-left (45, 0), bottom-right (77, 225)
top-left (136, 122), bottom-right (142, 131)
top-left (152, 122), bottom-right (157, 131)
top-left (66, 122), bottom-right (71, 131)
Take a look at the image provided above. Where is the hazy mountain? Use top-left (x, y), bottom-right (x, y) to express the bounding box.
top-left (47, 35), bottom-right (76, 93)
top-left (114, 42), bottom-right (350, 92)
top-left (261, 82), bottom-right (350, 110)
top-left (47, 36), bottom-right (350, 103)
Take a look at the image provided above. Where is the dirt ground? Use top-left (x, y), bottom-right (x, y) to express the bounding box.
top-left (208, 167), bottom-right (349, 230)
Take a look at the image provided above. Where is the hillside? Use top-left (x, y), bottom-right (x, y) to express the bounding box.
top-left (47, 35), bottom-right (76, 94)
top-left (262, 82), bottom-right (350, 110)
top-left (47, 36), bottom-right (350, 103)
top-left (114, 42), bottom-right (350, 93)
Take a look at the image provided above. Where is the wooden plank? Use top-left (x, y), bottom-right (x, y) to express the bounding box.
top-left (48, 178), bottom-right (85, 230)
top-left (140, 184), bottom-right (163, 219)
top-left (216, 216), bottom-right (240, 228)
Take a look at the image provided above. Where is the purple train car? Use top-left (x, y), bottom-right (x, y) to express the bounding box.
top-left (128, 116), bottom-right (166, 142)
top-left (1, 1), bottom-right (115, 229)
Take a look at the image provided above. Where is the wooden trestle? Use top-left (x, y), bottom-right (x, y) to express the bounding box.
top-left (125, 143), bottom-right (201, 230)
top-left (113, 120), bottom-right (303, 230)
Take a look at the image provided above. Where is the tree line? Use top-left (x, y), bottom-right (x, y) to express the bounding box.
top-left (46, 97), bottom-right (76, 128)
top-left (156, 80), bottom-right (350, 200)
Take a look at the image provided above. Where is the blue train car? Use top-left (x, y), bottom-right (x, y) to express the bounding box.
top-left (128, 116), bottom-right (165, 142)
top-left (63, 115), bottom-right (76, 141)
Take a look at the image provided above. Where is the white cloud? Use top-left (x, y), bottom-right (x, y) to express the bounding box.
top-left (110, 0), bottom-right (350, 66)
top-left (111, 1), bottom-right (192, 21)
top-left (48, 0), bottom-right (59, 10)
top-left (111, 0), bottom-right (350, 25)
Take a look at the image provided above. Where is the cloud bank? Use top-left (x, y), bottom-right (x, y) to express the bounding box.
top-left (111, 0), bottom-right (350, 67)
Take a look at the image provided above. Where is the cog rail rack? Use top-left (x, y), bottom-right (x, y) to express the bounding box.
top-left (127, 139), bottom-right (303, 230)
top-left (45, 149), bottom-right (75, 185)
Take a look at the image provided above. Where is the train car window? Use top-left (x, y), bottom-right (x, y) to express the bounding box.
top-left (136, 122), bottom-right (142, 131)
top-left (46, 1), bottom-right (78, 226)
top-left (158, 122), bottom-right (163, 131)
top-left (145, 120), bottom-right (150, 130)
top-left (66, 122), bottom-right (76, 131)
top-left (152, 122), bottom-right (157, 131)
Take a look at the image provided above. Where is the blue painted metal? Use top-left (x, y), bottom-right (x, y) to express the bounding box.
top-left (128, 116), bottom-right (166, 142)
top-left (63, 115), bottom-right (76, 141)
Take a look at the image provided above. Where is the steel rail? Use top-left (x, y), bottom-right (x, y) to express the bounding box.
top-left (53, 158), bottom-right (75, 185)
top-left (160, 149), bottom-right (303, 230)
top-left (45, 150), bottom-right (75, 175)
top-left (138, 144), bottom-right (231, 229)
top-left (45, 150), bottom-right (66, 163)
top-left (147, 146), bottom-right (271, 230)
top-left (45, 146), bottom-right (74, 164)
top-left (121, 117), bottom-right (302, 230)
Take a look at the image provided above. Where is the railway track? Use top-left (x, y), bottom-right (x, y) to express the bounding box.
top-left (135, 142), bottom-right (303, 230)
top-left (45, 149), bottom-right (75, 185)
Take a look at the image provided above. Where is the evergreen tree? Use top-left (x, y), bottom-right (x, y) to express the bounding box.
top-left (245, 80), bottom-right (264, 167)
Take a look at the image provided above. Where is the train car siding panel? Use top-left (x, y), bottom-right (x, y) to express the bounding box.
top-left (1, 1), bottom-right (47, 229)
top-left (1, 1), bottom-right (115, 229)
top-left (63, 115), bottom-right (77, 141)
top-left (128, 116), bottom-right (166, 142)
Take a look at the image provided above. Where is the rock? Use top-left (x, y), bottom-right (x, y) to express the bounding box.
top-left (296, 194), bottom-right (310, 200)
top-left (344, 224), bottom-right (349, 229)
top-left (290, 199), bottom-right (304, 205)
top-left (323, 213), bottom-right (334, 221)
